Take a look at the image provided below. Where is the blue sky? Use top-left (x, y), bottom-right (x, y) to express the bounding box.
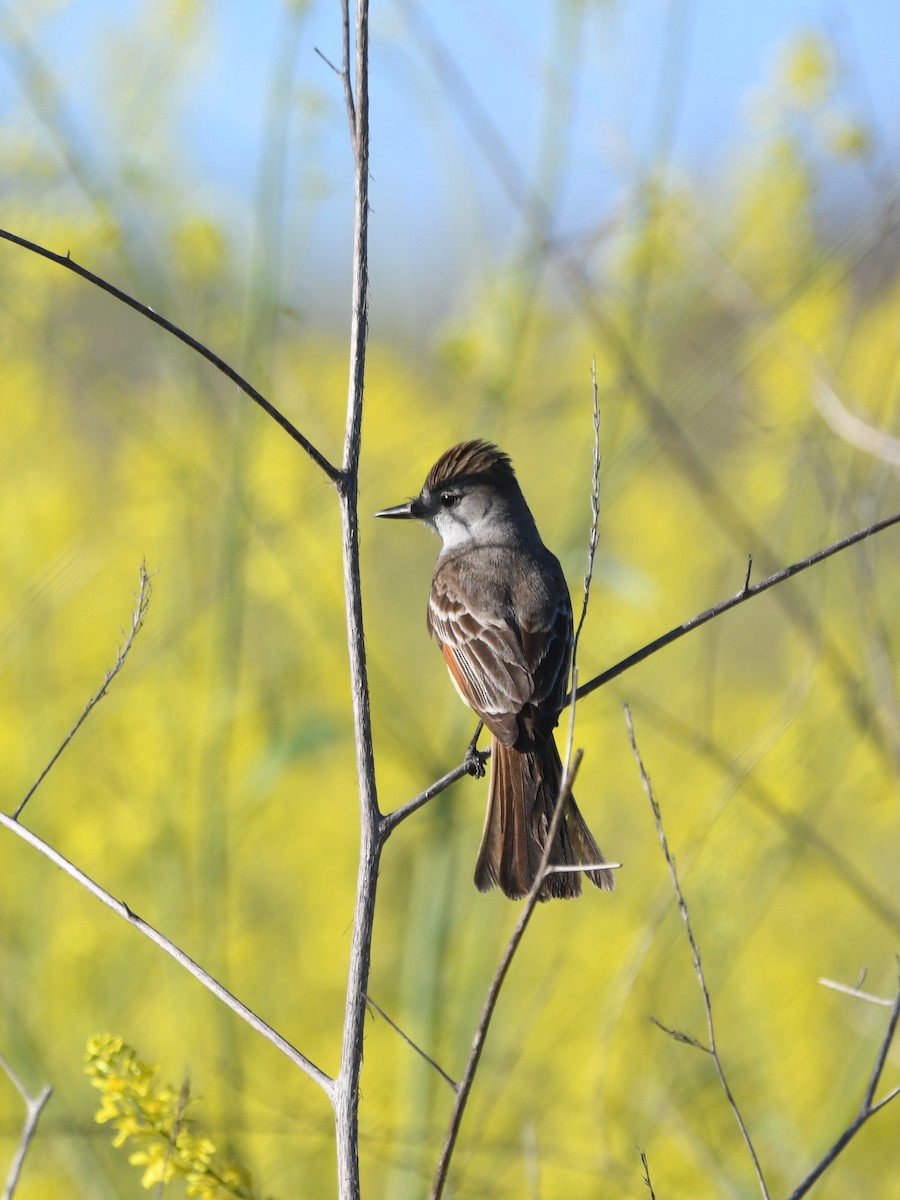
top-left (2, 1), bottom-right (898, 332)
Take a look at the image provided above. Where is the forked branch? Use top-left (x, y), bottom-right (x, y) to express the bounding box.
top-left (626, 705), bottom-right (770, 1200)
top-left (1, 1052), bottom-right (52, 1200)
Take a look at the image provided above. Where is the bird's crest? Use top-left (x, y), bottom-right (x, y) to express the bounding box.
top-left (424, 440), bottom-right (516, 492)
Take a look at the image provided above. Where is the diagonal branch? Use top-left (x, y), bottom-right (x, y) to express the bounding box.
top-left (575, 511), bottom-right (900, 703)
top-left (429, 749), bottom-right (586, 1200)
top-left (12, 563), bottom-right (152, 821)
top-left (365, 995), bottom-right (456, 1089)
top-left (0, 1052), bottom-right (52, 1200)
top-left (819, 977), bottom-right (895, 1007)
top-left (626, 705), bottom-right (770, 1200)
top-left (385, 511), bottom-right (900, 833)
top-left (0, 228), bottom-right (342, 484)
top-left (0, 813), bottom-right (333, 1094)
top-left (787, 965), bottom-right (900, 1199)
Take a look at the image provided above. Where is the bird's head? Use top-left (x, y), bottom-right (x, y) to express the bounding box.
top-left (375, 440), bottom-right (535, 550)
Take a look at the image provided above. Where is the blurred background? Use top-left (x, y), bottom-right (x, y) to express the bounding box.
top-left (1, 0), bottom-right (899, 1196)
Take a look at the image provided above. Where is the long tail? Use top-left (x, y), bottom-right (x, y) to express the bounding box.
top-left (473, 736), bottom-right (615, 900)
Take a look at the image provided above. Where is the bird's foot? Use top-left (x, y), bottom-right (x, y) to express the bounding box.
top-left (465, 744), bottom-right (488, 779)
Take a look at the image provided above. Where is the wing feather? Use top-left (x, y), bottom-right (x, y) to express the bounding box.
top-left (427, 550), bottom-right (573, 746)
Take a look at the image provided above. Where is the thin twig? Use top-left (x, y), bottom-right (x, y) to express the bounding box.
top-left (0, 1053), bottom-right (52, 1200)
top-left (648, 1015), bottom-right (709, 1052)
top-left (573, 358), bottom-right (601, 653)
top-left (365, 995), bottom-right (456, 1089)
top-left (626, 705), bottom-right (770, 1200)
top-left (314, 46), bottom-right (344, 79)
top-left (429, 750), bottom-right (585, 1200)
top-left (340, 0), bottom-right (357, 150)
top-left (819, 978), bottom-right (894, 1007)
top-left (0, 228), bottom-right (342, 485)
top-left (13, 563), bottom-right (153, 820)
top-left (380, 759), bottom-right (474, 835)
top-left (787, 964), bottom-right (900, 1199)
top-left (575, 512), bottom-right (900, 703)
top-left (640, 1148), bottom-right (657, 1199)
top-left (0, 814), bottom-right (333, 1094)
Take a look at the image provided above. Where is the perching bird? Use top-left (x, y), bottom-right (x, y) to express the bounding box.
top-left (376, 440), bottom-right (614, 900)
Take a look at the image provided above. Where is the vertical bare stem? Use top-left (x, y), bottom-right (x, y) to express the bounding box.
top-left (334, 1), bottom-right (377, 1197)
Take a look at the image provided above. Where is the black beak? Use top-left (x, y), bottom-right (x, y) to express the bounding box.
top-left (374, 497), bottom-right (420, 520)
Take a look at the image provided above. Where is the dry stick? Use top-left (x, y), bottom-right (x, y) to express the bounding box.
top-left (13, 563), bottom-right (152, 821)
top-left (429, 749), bottom-right (586, 1200)
top-left (364, 995), bottom-right (457, 1089)
top-left (332, 1), bottom-right (379, 1197)
top-left (575, 510), bottom-right (900, 703)
top-left (787, 967), bottom-right (900, 1200)
top-left (0, 1052), bottom-right (52, 1200)
top-left (573, 358), bottom-right (601, 653)
top-left (639, 1149), bottom-right (657, 1200)
top-left (0, 228), bottom-right (342, 486)
top-left (386, 511), bottom-right (900, 832)
top-left (0, 813), bottom-right (332, 1093)
top-left (3, 571), bottom-right (331, 1094)
top-left (819, 978), bottom-right (895, 1008)
top-left (625, 705), bottom-right (770, 1200)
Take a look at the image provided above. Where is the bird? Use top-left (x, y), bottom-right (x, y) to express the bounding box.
top-left (375, 439), bottom-right (615, 900)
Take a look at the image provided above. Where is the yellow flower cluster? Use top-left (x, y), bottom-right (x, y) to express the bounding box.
top-left (84, 1035), bottom-right (261, 1198)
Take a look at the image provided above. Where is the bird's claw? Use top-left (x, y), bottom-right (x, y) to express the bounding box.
top-left (465, 744), bottom-right (487, 779)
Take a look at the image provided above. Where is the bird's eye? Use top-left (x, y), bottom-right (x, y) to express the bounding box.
top-left (439, 492), bottom-right (460, 508)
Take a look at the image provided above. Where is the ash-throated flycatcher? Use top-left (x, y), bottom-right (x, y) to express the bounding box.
top-left (376, 440), bottom-right (614, 900)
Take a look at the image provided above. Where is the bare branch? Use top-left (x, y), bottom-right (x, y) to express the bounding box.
top-left (388, 511), bottom-right (900, 837)
top-left (0, 1053), bottom-right (52, 1200)
top-left (648, 1015), bottom-right (710, 1053)
top-left (314, 45), bottom-right (344, 79)
top-left (0, 814), bottom-right (333, 1095)
top-left (380, 759), bottom-right (474, 835)
top-left (365, 995), bottom-right (456, 1090)
top-left (332, 2), bottom-right (379, 1197)
top-left (640, 1149), bottom-right (657, 1200)
top-left (819, 978), bottom-right (895, 1007)
top-left (573, 359), bottom-right (601, 654)
top-left (576, 512), bottom-right (900, 704)
top-left (626, 705), bottom-right (770, 1200)
top-left (787, 965), bottom-right (900, 1199)
top-left (429, 750), bottom-right (584, 1200)
top-left (13, 563), bottom-right (153, 820)
top-left (341, 0), bottom-right (357, 148)
top-left (0, 228), bottom-right (342, 485)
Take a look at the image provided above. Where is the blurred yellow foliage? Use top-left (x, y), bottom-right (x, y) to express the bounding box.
top-left (1, 14), bottom-right (899, 1200)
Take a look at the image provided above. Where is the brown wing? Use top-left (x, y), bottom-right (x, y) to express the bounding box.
top-left (427, 554), bottom-right (573, 746)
